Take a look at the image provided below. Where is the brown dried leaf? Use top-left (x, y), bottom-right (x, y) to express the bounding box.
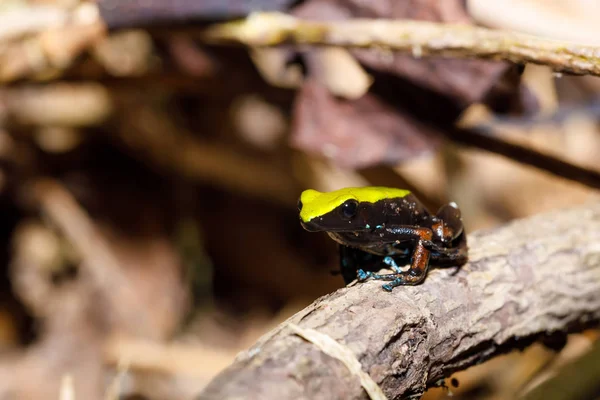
top-left (291, 79), bottom-right (440, 168)
top-left (168, 35), bottom-right (217, 77)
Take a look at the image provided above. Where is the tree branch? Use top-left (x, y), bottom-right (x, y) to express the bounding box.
top-left (198, 202), bottom-right (600, 399)
top-left (202, 12), bottom-right (600, 77)
top-left (448, 126), bottom-right (600, 190)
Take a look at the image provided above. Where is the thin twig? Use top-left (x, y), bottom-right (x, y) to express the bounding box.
top-left (522, 340), bottom-right (600, 400)
top-left (104, 335), bottom-right (238, 378)
top-left (30, 179), bottom-right (153, 335)
top-left (202, 12), bottom-right (600, 77)
top-left (448, 126), bottom-right (600, 189)
top-left (289, 323), bottom-right (387, 400)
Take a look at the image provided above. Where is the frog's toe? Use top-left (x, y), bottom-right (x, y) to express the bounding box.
top-left (381, 278), bottom-right (405, 291)
top-left (356, 269), bottom-right (370, 281)
top-left (381, 283), bottom-right (394, 292)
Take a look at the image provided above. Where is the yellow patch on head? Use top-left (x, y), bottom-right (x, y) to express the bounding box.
top-left (299, 187), bottom-right (411, 222)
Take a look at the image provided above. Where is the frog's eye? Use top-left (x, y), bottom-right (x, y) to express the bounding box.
top-left (340, 199), bottom-right (358, 218)
top-left (297, 200), bottom-right (303, 212)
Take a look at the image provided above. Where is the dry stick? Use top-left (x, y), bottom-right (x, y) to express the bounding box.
top-left (104, 335), bottom-right (239, 379)
top-left (199, 202), bottom-right (600, 400)
top-left (201, 13), bottom-right (600, 77)
top-left (5, 9), bottom-right (600, 81)
top-left (448, 127), bottom-right (600, 189)
top-left (30, 179), bottom-right (153, 335)
top-left (522, 340), bottom-right (600, 400)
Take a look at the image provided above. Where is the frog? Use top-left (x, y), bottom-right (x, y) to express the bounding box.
top-left (297, 187), bottom-right (468, 291)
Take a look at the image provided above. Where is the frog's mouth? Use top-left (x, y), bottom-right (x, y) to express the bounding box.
top-left (300, 218), bottom-right (369, 233)
top-left (300, 219), bottom-right (321, 232)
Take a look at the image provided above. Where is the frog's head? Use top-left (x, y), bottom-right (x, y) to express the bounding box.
top-left (298, 187), bottom-right (410, 232)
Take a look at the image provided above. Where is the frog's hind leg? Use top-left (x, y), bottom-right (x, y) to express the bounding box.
top-left (425, 230), bottom-right (468, 267)
top-left (358, 239), bottom-right (431, 291)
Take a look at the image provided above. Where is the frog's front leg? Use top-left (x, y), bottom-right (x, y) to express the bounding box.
top-left (357, 227), bottom-right (432, 291)
top-left (421, 236), bottom-right (468, 264)
top-left (339, 245), bottom-right (374, 284)
top-left (383, 256), bottom-right (403, 273)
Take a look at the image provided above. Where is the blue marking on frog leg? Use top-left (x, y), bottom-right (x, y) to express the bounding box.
top-left (382, 278), bottom-right (405, 292)
top-left (357, 269), bottom-right (399, 282)
top-left (357, 269), bottom-right (370, 281)
top-left (383, 256), bottom-right (402, 273)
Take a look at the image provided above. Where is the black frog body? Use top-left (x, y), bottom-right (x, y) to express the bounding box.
top-left (298, 187), bottom-right (468, 291)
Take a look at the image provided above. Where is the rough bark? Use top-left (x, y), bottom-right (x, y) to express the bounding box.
top-left (202, 13), bottom-right (600, 78)
top-left (199, 202), bottom-right (600, 400)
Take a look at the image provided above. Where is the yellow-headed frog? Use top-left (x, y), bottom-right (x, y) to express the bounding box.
top-left (298, 187), bottom-right (468, 291)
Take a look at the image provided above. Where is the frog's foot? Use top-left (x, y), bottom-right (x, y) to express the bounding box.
top-left (357, 257), bottom-right (403, 282)
top-left (383, 256), bottom-right (403, 273)
top-left (357, 270), bottom-right (426, 291)
top-left (382, 278), bottom-right (405, 292)
top-left (357, 269), bottom-right (400, 283)
top-left (356, 269), bottom-right (393, 281)
top-left (380, 272), bottom-right (426, 291)
top-left (356, 269), bottom-right (371, 281)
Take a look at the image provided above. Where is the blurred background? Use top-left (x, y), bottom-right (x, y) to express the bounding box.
top-left (0, 0), bottom-right (599, 399)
